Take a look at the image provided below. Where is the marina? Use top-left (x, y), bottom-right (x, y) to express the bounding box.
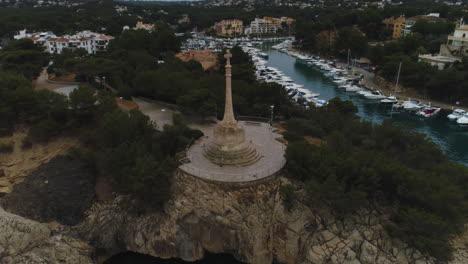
top-left (260, 41), bottom-right (468, 165)
top-left (181, 35), bottom-right (468, 165)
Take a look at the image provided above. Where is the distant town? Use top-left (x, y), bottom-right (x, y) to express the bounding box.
top-left (1, 1), bottom-right (468, 264)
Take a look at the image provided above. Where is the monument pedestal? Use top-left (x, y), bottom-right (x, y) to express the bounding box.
top-left (204, 123), bottom-right (260, 167)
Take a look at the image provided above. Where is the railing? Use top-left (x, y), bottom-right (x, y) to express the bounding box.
top-left (180, 157), bottom-right (286, 183)
top-left (237, 116), bottom-right (270, 123)
top-left (179, 143), bottom-right (286, 182)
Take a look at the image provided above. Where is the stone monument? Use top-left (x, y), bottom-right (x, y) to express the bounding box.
top-left (204, 50), bottom-right (261, 166)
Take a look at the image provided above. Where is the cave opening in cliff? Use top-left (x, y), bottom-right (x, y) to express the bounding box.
top-left (104, 251), bottom-right (245, 264)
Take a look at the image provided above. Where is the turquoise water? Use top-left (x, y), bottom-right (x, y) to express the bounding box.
top-left (261, 45), bottom-right (468, 165)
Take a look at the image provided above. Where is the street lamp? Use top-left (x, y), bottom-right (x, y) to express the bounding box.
top-left (270, 105), bottom-right (275, 125)
top-left (102, 76), bottom-right (107, 90)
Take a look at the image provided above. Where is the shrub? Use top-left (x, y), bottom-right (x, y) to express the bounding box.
top-left (279, 184), bottom-right (298, 212)
top-left (21, 136), bottom-right (32, 149)
top-left (0, 141), bottom-right (14, 153)
top-left (67, 147), bottom-right (97, 176)
top-left (28, 119), bottom-right (61, 142)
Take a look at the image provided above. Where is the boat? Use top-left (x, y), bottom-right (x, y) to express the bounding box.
top-left (447, 109), bottom-right (466, 121)
top-left (456, 113), bottom-right (468, 126)
top-left (345, 85), bottom-right (363, 92)
top-left (380, 96), bottom-right (397, 104)
top-left (416, 107), bottom-right (441, 118)
top-left (258, 52), bottom-right (269, 59)
top-left (363, 90), bottom-right (387, 100)
top-left (402, 99), bottom-right (424, 111)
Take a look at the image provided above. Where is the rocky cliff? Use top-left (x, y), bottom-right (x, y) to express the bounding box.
top-left (1, 150), bottom-right (467, 264)
top-left (0, 207), bottom-right (93, 263)
top-left (78, 171), bottom-right (468, 264)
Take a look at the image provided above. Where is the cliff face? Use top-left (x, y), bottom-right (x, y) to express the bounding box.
top-left (0, 207), bottom-right (93, 264)
top-left (1, 150), bottom-right (467, 264)
top-left (78, 171), bottom-right (468, 264)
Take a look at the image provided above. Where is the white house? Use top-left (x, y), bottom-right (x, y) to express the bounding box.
top-left (14, 30), bottom-right (114, 54)
top-left (249, 18), bottom-right (277, 35)
top-left (447, 20), bottom-right (468, 55)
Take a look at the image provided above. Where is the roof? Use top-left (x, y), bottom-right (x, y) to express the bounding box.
top-left (457, 26), bottom-right (468, 31)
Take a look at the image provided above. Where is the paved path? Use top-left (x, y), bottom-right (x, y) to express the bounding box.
top-left (179, 121), bottom-right (286, 183)
top-left (133, 97), bottom-right (175, 130)
top-left (34, 68), bottom-right (75, 91)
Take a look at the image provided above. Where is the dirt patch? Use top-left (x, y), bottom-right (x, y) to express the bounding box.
top-left (49, 73), bottom-right (77, 82)
top-left (304, 136), bottom-right (326, 147)
top-left (0, 128), bottom-right (79, 194)
top-left (1, 155), bottom-right (95, 225)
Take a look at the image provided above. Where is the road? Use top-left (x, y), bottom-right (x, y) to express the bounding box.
top-left (33, 68), bottom-right (75, 91)
top-left (133, 97), bottom-right (175, 130)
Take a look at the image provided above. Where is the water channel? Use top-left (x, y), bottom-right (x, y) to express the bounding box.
top-left (260, 43), bottom-right (468, 165)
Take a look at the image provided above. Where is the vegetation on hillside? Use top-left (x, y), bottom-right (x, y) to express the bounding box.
top-left (284, 98), bottom-right (468, 260)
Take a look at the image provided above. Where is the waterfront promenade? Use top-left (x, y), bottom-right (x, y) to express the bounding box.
top-left (335, 62), bottom-right (468, 112)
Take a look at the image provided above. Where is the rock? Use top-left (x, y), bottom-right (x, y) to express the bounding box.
top-left (360, 241), bottom-right (377, 264)
top-left (346, 249), bottom-right (357, 260)
top-left (76, 172), bottom-right (468, 264)
top-left (307, 245), bottom-right (326, 263)
top-left (0, 169), bottom-right (5, 178)
top-left (321, 230), bottom-right (335, 242)
top-left (0, 207), bottom-right (93, 263)
top-left (1, 156), bottom-right (95, 225)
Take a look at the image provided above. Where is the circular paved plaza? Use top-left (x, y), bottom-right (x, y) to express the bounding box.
top-left (179, 121), bottom-right (286, 184)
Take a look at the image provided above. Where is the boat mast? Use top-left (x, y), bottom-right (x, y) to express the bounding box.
top-left (347, 48), bottom-right (350, 66)
top-left (394, 61), bottom-right (402, 92)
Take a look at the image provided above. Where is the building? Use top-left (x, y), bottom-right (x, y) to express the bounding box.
top-left (382, 16), bottom-right (406, 39)
top-left (446, 20), bottom-right (468, 57)
top-left (214, 19), bottom-right (244, 37)
top-left (14, 30), bottom-right (113, 54)
top-left (262, 16), bottom-right (296, 35)
top-left (418, 19), bottom-right (464, 70)
top-left (134, 21), bottom-right (155, 32)
top-left (178, 14), bottom-right (190, 24)
top-left (262, 16), bottom-right (295, 28)
top-left (249, 18), bottom-right (277, 35)
top-left (175, 50), bottom-right (218, 71)
top-left (403, 13), bottom-right (443, 36)
top-left (418, 54), bottom-right (460, 70)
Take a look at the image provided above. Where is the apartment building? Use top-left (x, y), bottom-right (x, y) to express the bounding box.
top-left (249, 18), bottom-right (277, 35)
top-left (14, 30), bottom-right (113, 54)
top-left (214, 19), bottom-right (244, 37)
top-left (382, 16), bottom-right (406, 39)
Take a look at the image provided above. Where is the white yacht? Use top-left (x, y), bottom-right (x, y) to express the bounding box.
top-left (456, 113), bottom-right (468, 126)
top-left (447, 109), bottom-right (466, 121)
top-left (345, 85), bottom-right (363, 92)
top-left (363, 90), bottom-right (387, 100)
top-left (380, 96), bottom-right (398, 104)
top-left (402, 99), bottom-right (424, 111)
